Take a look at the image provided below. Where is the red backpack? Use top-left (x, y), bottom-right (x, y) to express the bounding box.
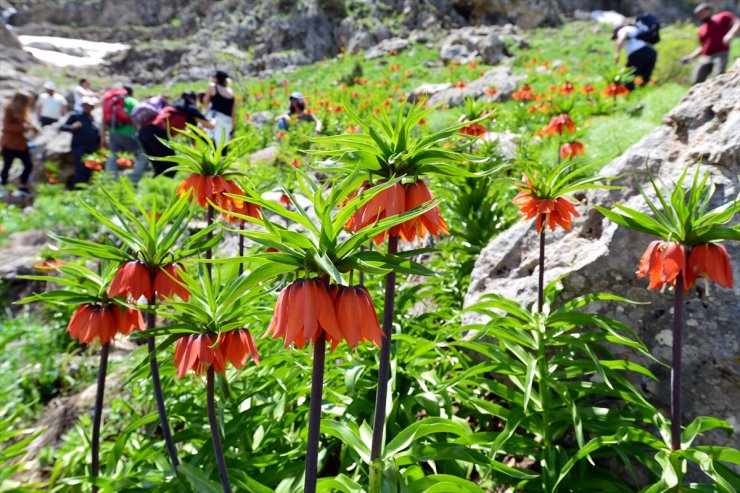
top-left (153, 106), bottom-right (188, 133)
top-left (102, 88), bottom-right (132, 125)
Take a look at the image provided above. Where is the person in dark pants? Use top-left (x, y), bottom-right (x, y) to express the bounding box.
top-left (138, 91), bottom-right (213, 177)
top-left (613, 24), bottom-right (657, 90)
top-left (60, 97), bottom-right (100, 188)
top-left (1, 91), bottom-right (38, 197)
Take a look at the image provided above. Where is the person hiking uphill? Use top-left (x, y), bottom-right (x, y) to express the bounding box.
top-left (612, 21), bottom-right (657, 90)
top-left (275, 92), bottom-right (323, 133)
top-left (101, 85), bottom-right (149, 184)
top-left (680, 3), bottom-right (739, 84)
top-left (60, 97), bottom-right (100, 188)
top-left (202, 70), bottom-right (235, 148)
top-left (138, 90), bottom-right (214, 178)
top-left (1, 91), bottom-right (38, 198)
top-left (36, 81), bottom-right (68, 127)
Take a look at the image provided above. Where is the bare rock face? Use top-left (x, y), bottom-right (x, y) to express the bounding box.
top-left (421, 65), bottom-right (526, 107)
top-left (464, 61), bottom-right (740, 449)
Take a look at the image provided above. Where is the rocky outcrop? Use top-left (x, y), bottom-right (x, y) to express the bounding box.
top-left (412, 65), bottom-right (526, 107)
top-left (464, 62), bottom-right (740, 449)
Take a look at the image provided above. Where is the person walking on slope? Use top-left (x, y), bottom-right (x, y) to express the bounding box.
top-left (613, 22), bottom-right (657, 90)
top-left (60, 97), bottom-right (100, 188)
top-left (36, 81), bottom-right (68, 127)
top-left (202, 70), bottom-right (235, 148)
top-left (101, 85), bottom-right (149, 184)
top-left (680, 3), bottom-right (739, 84)
top-left (1, 91), bottom-right (38, 198)
top-left (72, 78), bottom-right (95, 113)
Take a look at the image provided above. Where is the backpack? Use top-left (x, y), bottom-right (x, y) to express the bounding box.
top-left (634, 12), bottom-right (660, 44)
top-left (102, 88), bottom-right (133, 125)
top-left (130, 95), bottom-right (167, 127)
top-left (153, 106), bottom-right (188, 133)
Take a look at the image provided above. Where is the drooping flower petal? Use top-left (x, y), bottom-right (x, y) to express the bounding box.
top-left (154, 263), bottom-right (190, 301)
top-left (687, 243), bottom-right (733, 289)
top-left (109, 261), bottom-right (153, 301)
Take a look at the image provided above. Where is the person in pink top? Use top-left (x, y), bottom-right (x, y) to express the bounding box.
top-left (680, 3), bottom-right (740, 84)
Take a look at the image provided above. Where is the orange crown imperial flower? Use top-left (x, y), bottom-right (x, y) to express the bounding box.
top-left (459, 122), bottom-right (487, 137)
top-left (177, 173), bottom-right (244, 209)
top-left (557, 82), bottom-right (575, 95)
top-left (559, 141), bottom-right (585, 159)
top-left (686, 243), bottom-right (733, 289)
top-left (602, 83), bottom-right (629, 97)
top-left (637, 241), bottom-right (689, 292)
top-left (345, 180), bottom-right (448, 245)
top-left (109, 261), bottom-right (189, 302)
top-left (538, 113), bottom-right (576, 137)
top-left (512, 176), bottom-right (580, 232)
top-left (174, 333), bottom-right (225, 378)
top-left (67, 304), bottom-right (144, 345)
top-left (512, 85), bottom-right (536, 101)
top-left (266, 279), bottom-right (382, 351)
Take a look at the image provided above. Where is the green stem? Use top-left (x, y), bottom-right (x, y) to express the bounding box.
top-left (206, 205), bottom-right (214, 278)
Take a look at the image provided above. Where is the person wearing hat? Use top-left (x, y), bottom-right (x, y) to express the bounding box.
top-left (680, 3), bottom-right (739, 84)
top-left (276, 92), bottom-right (323, 133)
top-left (101, 85), bottom-right (148, 184)
top-left (36, 81), bottom-right (68, 127)
top-left (60, 96), bottom-right (100, 187)
top-left (202, 70), bottom-right (236, 148)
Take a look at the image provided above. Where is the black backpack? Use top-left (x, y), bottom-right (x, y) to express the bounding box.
top-left (634, 12), bottom-right (660, 44)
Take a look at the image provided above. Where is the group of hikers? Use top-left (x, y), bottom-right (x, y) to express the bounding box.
top-left (1, 4), bottom-right (738, 198)
top-left (1, 69), bottom-right (322, 196)
top-left (612, 3), bottom-right (738, 90)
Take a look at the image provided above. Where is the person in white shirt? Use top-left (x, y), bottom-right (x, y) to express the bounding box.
top-left (72, 78), bottom-right (94, 113)
top-left (36, 81), bottom-right (68, 126)
top-left (613, 23), bottom-right (657, 91)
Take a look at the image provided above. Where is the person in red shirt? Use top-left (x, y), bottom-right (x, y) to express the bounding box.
top-left (680, 3), bottom-right (739, 84)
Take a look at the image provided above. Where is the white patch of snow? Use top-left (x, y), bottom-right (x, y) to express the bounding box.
top-left (18, 35), bottom-right (128, 67)
top-left (591, 10), bottom-right (627, 27)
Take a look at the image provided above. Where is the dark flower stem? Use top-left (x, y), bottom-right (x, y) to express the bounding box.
top-left (371, 234), bottom-right (399, 460)
top-left (304, 333), bottom-right (327, 493)
top-left (91, 342), bottom-right (110, 493)
top-left (146, 308), bottom-right (179, 472)
top-left (671, 275), bottom-right (685, 450)
top-left (207, 367), bottom-right (232, 493)
top-left (538, 230), bottom-right (545, 312)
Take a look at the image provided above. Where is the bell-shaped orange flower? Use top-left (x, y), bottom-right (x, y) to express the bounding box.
top-left (266, 279), bottom-right (343, 349)
top-left (512, 85), bottom-right (536, 101)
top-left (459, 123), bottom-right (487, 137)
top-left (401, 181), bottom-right (449, 242)
top-left (67, 304), bottom-right (144, 345)
top-left (110, 261), bottom-right (189, 302)
top-left (602, 83), bottom-right (629, 97)
top-left (512, 177), bottom-right (580, 232)
top-left (346, 181), bottom-right (406, 244)
top-left (637, 241), bottom-right (688, 291)
top-left (174, 333), bottom-right (226, 378)
top-left (581, 84), bottom-right (595, 94)
top-left (109, 261), bottom-right (152, 301)
top-left (537, 114), bottom-right (576, 137)
top-left (559, 141), bottom-right (585, 159)
top-left (153, 263), bottom-right (190, 301)
top-left (332, 285), bottom-right (383, 350)
top-left (557, 82), bottom-right (575, 95)
top-left (177, 173), bottom-right (244, 209)
top-left (220, 329), bottom-right (260, 368)
top-left (221, 196), bottom-right (261, 224)
top-left (687, 243), bottom-right (733, 289)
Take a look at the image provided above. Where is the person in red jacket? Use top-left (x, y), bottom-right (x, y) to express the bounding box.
top-left (680, 3), bottom-right (740, 84)
top-left (1, 91), bottom-right (38, 198)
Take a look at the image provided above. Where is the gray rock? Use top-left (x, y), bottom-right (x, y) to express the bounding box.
top-left (347, 30), bottom-right (374, 55)
top-left (264, 51), bottom-right (310, 72)
top-left (0, 17), bottom-right (21, 49)
top-left (249, 111), bottom-right (274, 129)
top-left (464, 61), bottom-right (740, 451)
top-left (479, 130), bottom-right (520, 159)
top-left (251, 145), bottom-right (278, 165)
top-left (364, 37), bottom-right (409, 60)
top-left (425, 65), bottom-right (526, 107)
top-left (370, 23), bottom-right (392, 44)
top-left (478, 33), bottom-right (510, 66)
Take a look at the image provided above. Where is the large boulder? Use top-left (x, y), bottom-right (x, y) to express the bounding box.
top-left (439, 25), bottom-right (515, 65)
top-left (464, 62), bottom-right (740, 449)
top-left (423, 65), bottom-right (526, 107)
